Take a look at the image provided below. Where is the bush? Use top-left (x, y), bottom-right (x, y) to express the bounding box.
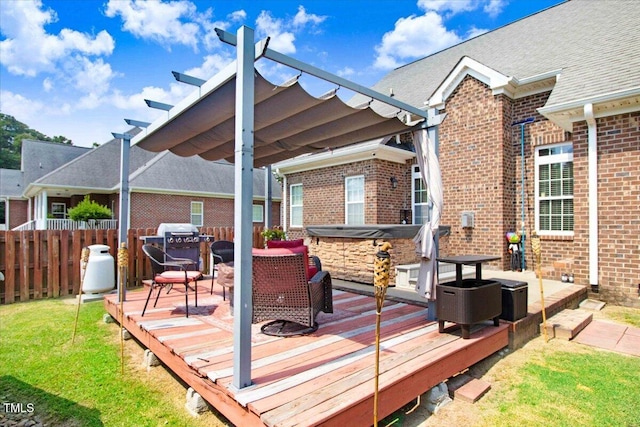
top-left (67, 195), bottom-right (112, 222)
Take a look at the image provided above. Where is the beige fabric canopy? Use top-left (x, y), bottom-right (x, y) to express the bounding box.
top-left (133, 69), bottom-right (415, 167)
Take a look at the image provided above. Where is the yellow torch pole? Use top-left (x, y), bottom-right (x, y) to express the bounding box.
top-left (72, 247), bottom-right (91, 344)
top-left (373, 242), bottom-right (392, 427)
top-left (531, 234), bottom-right (548, 342)
top-left (117, 243), bottom-right (129, 374)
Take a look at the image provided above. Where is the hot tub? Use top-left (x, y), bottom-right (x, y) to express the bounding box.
top-left (436, 279), bottom-right (501, 339)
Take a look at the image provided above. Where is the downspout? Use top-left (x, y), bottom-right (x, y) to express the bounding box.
top-left (584, 103), bottom-right (599, 292)
top-left (282, 173), bottom-right (288, 233)
top-left (513, 117), bottom-right (535, 271)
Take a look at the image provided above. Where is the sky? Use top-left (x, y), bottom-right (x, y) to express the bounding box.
top-left (0, 0), bottom-right (564, 148)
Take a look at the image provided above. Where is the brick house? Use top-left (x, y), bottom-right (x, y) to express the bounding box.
top-left (274, 0), bottom-right (640, 307)
top-left (0, 135), bottom-right (281, 231)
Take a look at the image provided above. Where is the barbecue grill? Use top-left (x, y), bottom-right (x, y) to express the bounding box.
top-left (142, 223), bottom-right (211, 271)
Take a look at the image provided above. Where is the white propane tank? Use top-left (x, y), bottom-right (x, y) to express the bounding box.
top-left (81, 244), bottom-right (115, 294)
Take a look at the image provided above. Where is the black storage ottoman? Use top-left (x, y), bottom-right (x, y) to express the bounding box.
top-left (491, 278), bottom-right (528, 321)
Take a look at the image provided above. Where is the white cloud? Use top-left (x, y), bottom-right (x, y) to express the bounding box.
top-left (184, 54), bottom-right (234, 80)
top-left (337, 67), bottom-right (355, 78)
top-left (104, 0), bottom-right (200, 51)
top-left (484, 0), bottom-right (507, 18)
top-left (374, 0), bottom-right (504, 70)
top-left (418, 0), bottom-right (505, 16)
top-left (292, 6), bottom-right (327, 29)
top-left (0, 91), bottom-right (45, 123)
top-left (418, 0), bottom-right (477, 15)
top-left (374, 12), bottom-right (461, 69)
top-left (255, 10), bottom-right (296, 54)
top-left (0, 0), bottom-right (114, 77)
top-left (228, 10), bottom-right (247, 23)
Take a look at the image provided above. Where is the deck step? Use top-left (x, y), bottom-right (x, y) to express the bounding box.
top-left (542, 308), bottom-right (593, 340)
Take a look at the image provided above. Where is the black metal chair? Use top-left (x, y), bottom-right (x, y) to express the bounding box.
top-left (141, 244), bottom-right (202, 317)
top-left (210, 240), bottom-right (234, 300)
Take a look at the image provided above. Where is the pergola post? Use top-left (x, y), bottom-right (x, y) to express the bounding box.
top-left (114, 132), bottom-right (131, 303)
top-left (232, 25), bottom-right (255, 390)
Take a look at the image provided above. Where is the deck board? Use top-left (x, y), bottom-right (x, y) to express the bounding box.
top-left (104, 280), bottom-right (509, 426)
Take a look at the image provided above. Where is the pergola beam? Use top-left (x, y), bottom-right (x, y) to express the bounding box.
top-left (215, 28), bottom-right (429, 122)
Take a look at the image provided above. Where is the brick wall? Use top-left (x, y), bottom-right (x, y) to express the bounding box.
top-left (7, 200), bottom-right (28, 229)
top-left (285, 158), bottom-right (410, 235)
top-left (130, 193), bottom-right (280, 230)
top-left (573, 112), bottom-right (640, 307)
top-left (513, 91), bottom-right (572, 276)
top-left (437, 75), bottom-right (509, 271)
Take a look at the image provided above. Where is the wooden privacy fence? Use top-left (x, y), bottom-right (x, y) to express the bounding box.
top-left (0, 227), bottom-right (265, 304)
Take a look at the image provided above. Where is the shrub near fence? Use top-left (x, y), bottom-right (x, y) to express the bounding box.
top-left (0, 226), bottom-right (265, 304)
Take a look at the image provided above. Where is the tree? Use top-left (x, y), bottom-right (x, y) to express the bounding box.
top-left (0, 113), bottom-right (73, 169)
top-left (67, 195), bottom-right (112, 222)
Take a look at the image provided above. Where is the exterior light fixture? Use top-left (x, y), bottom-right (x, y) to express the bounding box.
top-left (390, 176), bottom-right (398, 189)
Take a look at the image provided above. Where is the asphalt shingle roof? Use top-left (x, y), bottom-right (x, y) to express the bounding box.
top-left (362, 0), bottom-right (640, 114)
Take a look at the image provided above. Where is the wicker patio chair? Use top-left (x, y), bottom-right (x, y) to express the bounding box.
top-left (252, 248), bottom-right (333, 336)
top-left (209, 240), bottom-right (234, 299)
top-left (141, 244), bottom-right (202, 318)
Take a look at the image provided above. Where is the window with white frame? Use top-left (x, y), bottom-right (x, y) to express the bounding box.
top-left (290, 184), bottom-right (303, 227)
top-left (345, 175), bottom-right (365, 225)
top-left (412, 165), bottom-right (429, 225)
top-left (252, 204), bottom-right (264, 223)
top-left (535, 143), bottom-right (574, 235)
top-left (190, 201), bottom-right (203, 227)
top-left (51, 203), bottom-right (66, 219)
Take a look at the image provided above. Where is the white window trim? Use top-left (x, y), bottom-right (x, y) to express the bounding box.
top-left (534, 143), bottom-right (574, 237)
top-left (51, 202), bottom-right (67, 219)
top-left (190, 201), bottom-right (203, 227)
top-left (289, 183), bottom-right (303, 228)
top-left (345, 175), bottom-right (365, 225)
top-left (252, 204), bottom-right (264, 223)
top-left (411, 164), bottom-right (430, 225)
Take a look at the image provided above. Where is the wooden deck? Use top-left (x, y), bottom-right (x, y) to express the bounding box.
top-left (104, 280), bottom-right (509, 427)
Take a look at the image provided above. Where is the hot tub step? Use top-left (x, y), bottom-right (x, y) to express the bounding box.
top-left (542, 309), bottom-right (593, 340)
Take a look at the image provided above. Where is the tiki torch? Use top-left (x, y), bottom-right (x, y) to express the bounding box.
top-left (117, 242), bottom-right (129, 374)
top-left (531, 234), bottom-right (548, 342)
top-left (373, 241), bottom-right (392, 427)
top-left (72, 246), bottom-right (91, 344)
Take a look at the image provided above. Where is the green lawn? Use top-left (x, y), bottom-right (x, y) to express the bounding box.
top-left (0, 298), bottom-right (228, 427)
top-left (2, 298), bottom-right (639, 427)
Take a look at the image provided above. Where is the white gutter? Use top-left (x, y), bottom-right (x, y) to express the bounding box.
top-left (584, 103), bottom-right (599, 290)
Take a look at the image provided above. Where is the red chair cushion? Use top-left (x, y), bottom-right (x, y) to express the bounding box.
top-left (266, 239), bottom-right (304, 249)
top-left (155, 270), bottom-right (202, 284)
top-left (253, 246), bottom-right (311, 281)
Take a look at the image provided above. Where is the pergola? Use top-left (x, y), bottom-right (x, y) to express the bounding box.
top-left (115, 26), bottom-right (442, 390)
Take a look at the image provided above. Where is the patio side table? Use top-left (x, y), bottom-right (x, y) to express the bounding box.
top-left (435, 255), bottom-right (501, 339)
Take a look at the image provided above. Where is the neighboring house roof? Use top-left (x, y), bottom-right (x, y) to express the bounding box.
top-left (0, 169), bottom-right (24, 199)
top-left (21, 139), bottom-right (91, 187)
top-left (1, 139), bottom-right (90, 199)
top-left (27, 132), bottom-right (282, 200)
top-left (359, 0), bottom-right (640, 130)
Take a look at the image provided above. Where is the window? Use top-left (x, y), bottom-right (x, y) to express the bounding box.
top-left (290, 184), bottom-right (303, 227)
top-left (252, 204), bottom-right (264, 223)
top-left (51, 203), bottom-right (66, 219)
top-left (535, 143), bottom-right (574, 235)
top-left (412, 165), bottom-right (429, 225)
top-left (345, 175), bottom-right (365, 225)
top-left (190, 201), bottom-right (203, 227)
